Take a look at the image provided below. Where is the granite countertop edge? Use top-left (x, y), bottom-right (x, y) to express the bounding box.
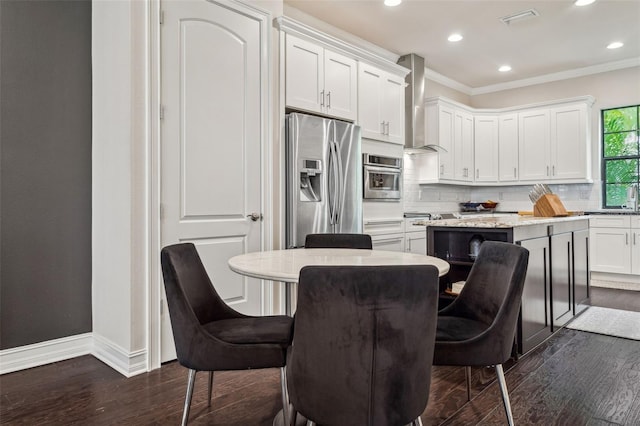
top-left (428, 215), bottom-right (589, 228)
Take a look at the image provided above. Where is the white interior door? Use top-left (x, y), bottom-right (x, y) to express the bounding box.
top-left (160, 0), bottom-right (267, 362)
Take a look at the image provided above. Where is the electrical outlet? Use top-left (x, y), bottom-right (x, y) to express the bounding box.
top-left (499, 192), bottom-right (504, 201)
top-left (579, 190), bottom-right (590, 200)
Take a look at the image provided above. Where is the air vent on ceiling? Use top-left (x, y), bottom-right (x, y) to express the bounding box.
top-left (499, 8), bottom-right (539, 25)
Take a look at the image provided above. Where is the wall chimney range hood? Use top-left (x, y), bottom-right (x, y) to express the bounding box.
top-left (397, 53), bottom-right (445, 153)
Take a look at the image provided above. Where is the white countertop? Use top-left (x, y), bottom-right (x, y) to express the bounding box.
top-left (427, 214), bottom-right (589, 228)
top-left (228, 248), bottom-right (450, 283)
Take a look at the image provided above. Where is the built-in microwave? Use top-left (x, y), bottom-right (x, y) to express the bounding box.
top-left (363, 154), bottom-right (402, 200)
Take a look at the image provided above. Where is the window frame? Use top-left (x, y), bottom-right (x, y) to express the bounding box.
top-left (600, 104), bottom-right (640, 209)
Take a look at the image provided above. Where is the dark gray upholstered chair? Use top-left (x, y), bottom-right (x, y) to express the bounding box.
top-left (433, 241), bottom-right (529, 426)
top-left (287, 265), bottom-right (440, 426)
top-left (304, 233), bottom-right (373, 249)
top-left (160, 243), bottom-right (294, 426)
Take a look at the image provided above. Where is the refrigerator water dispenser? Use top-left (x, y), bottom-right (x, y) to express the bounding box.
top-left (299, 159), bottom-right (322, 202)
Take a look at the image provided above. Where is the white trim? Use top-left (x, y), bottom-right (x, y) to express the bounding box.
top-left (470, 57), bottom-right (640, 96)
top-left (424, 58), bottom-right (640, 97)
top-left (93, 334), bottom-right (148, 378)
top-left (425, 95), bottom-right (596, 113)
top-left (424, 67), bottom-right (472, 95)
top-left (274, 16), bottom-right (409, 77)
top-left (0, 333), bottom-right (92, 375)
top-left (148, 0), bottom-right (162, 372)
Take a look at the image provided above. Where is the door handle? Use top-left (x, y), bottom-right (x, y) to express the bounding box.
top-left (320, 90), bottom-right (325, 107)
top-left (246, 213), bottom-right (263, 222)
top-left (327, 91), bottom-right (331, 108)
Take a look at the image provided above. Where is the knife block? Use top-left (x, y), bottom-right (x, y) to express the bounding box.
top-left (534, 194), bottom-right (568, 217)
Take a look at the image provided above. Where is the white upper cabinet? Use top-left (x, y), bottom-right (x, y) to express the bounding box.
top-left (424, 95), bottom-right (593, 186)
top-left (550, 103), bottom-right (589, 180)
top-left (518, 109), bottom-right (551, 181)
top-left (519, 103), bottom-right (590, 182)
top-left (358, 62), bottom-right (405, 144)
top-left (426, 100), bottom-right (472, 183)
top-left (454, 110), bottom-right (474, 182)
top-left (425, 101), bottom-right (455, 180)
top-left (474, 115), bottom-right (499, 182)
top-left (285, 34), bottom-right (357, 121)
top-left (498, 114), bottom-right (519, 182)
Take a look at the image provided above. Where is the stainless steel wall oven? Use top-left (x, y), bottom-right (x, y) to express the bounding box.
top-left (363, 154), bottom-right (402, 200)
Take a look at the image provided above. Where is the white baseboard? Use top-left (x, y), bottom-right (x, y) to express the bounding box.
top-left (591, 272), bottom-right (640, 291)
top-left (91, 334), bottom-right (148, 377)
top-left (0, 333), bottom-right (93, 375)
top-left (0, 333), bottom-right (148, 377)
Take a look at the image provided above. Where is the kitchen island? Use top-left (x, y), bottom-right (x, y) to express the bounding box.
top-left (427, 214), bottom-right (590, 354)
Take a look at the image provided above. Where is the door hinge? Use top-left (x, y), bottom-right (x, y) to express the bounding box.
top-left (160, 300), bottom-right (164, 315)
top-left (159, 203), bottom-right (165, 220)
top-left (160, 105), bottom-right (165, 120)
top-left (159, 10), bottom-right (164, 25)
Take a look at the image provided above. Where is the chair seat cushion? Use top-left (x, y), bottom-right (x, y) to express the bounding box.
top-left (435, 316), bottom-right (489, 342)
top-left (203, 316), bottom-right (293, 346)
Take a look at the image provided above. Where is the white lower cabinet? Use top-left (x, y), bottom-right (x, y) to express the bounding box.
top-left (372, 233), bottom-right (405, 252)
top-left (405, 231), bottom-right (427, 255)
top-left (365, 218), bottom-right (405, 252)
top-left (590, 215), bottom-right (640, 275)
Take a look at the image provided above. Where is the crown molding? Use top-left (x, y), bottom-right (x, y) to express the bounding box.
top-left (470, 57), bottom-right (640, 96)
top-left (424, 67), bottom-right (473, 95)
top-left (274, 16), bottom-right (409, 77)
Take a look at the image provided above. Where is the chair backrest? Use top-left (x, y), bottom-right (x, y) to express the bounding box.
top-left (160, 243), bottom-right (240, 365)
top-left (304, 233), bottom-right (373, 249)
top-left (440, 241), bottom-right (529, 362)
top-left (287, 265), bottom-right (440, 426)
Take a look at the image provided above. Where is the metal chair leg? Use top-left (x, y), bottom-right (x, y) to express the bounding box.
top-left (182, 369), bottom-right (197, 426)
top-left (207, 371), bottom-right (214, 407)
top-left (495, 364), bottom-right (515, 426)
top-left (414, 416), bottom-right (424, 426)
top-left (465, 365), bottom-right (472, 401)
top-left (280, 367), bottom-right (290, 426)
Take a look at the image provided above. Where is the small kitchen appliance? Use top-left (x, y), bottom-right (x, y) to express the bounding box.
top-left (286, 113), bottom-right (362, 248)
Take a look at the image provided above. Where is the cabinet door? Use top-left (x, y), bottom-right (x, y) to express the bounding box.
top-left (498, 113), bottom-right (519, 182)
top-left (573, 229), bottom-right (590, 314)
top-left (438, 105), bottom-right (455, 180)
top-left (285, 35), bottom-right (323, 114)
top-left (474, 115), bottom-right (499, 182)
top-left (382, 74), bottom-right (405, 144)
top-left (551, 232), bottom-right (573, 329)
top-left (324, 50), bottom-right (357, 121)
top-left (357, 63), bottom-right (384, 140)
top-left (519, 109), bottom-right (550, 181)
top-left (453, 110), bottom-right (474, 182)
top-left (589, 227), bottom-right (631, 273)
top-left (518, 236), bottom-right (552, 354)
top-left (632, 229), bottom-right (640, 275)
top-left (405, 231), bottom-right (427, 255)
top-left (550, 103), bottom-right (588, 180)
top-left (372, 233), bottom-right (405, 252)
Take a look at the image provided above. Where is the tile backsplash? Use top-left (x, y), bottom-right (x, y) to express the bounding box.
top-left (403, 152), bottom-right (602, 213)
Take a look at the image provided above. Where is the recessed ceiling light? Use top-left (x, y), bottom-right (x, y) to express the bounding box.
top-left (607, 41), bottom-right (624, 49)
top-left (575, 0), bottom-right (596, 6)
top-left (384, 0), bottom-right (401, 6)
top-left (499, 65), bottom-right (512, 72)
top-left (448, 33), bottom-right (463, 42)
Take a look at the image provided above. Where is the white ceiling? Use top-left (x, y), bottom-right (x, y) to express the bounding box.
top-left (283, 0), bottom-right (640, 92)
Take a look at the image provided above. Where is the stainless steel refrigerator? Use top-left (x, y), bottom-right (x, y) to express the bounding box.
top-left (286, 113), bottom-right (362, 248)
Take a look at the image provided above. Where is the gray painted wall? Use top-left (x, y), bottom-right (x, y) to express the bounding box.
top-left (1, 0), bottom-right (92, 349)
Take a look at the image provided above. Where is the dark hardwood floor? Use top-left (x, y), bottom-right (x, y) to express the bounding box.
top-left (2, 328), bottom-right (639, 425)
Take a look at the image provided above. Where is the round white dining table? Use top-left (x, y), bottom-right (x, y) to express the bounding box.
top-left (228, 248), bottom-right (450, 315)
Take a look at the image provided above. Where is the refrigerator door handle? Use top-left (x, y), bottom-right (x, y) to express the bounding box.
top-left (332, 139), bottom-right (344, 225)
top-left (328, 140), bottom-right (339, 225)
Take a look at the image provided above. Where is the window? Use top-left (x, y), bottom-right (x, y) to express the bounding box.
top-left (601, 105), bottom-right (640, 208)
